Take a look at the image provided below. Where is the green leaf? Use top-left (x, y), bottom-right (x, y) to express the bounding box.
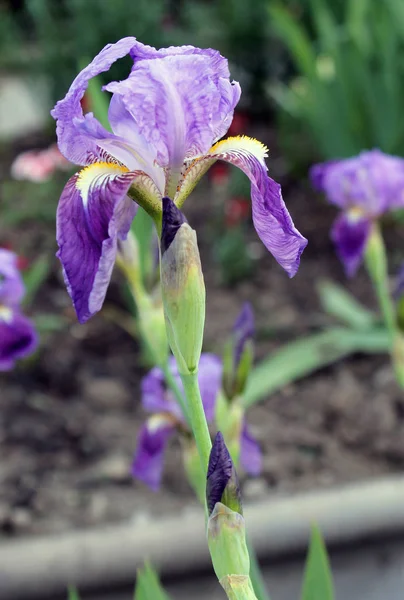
top-left (301, 524), bottom-right (334, 600)
top-left (242, 326), bottom-right (390, 408)
top-left (269, 4), bottom-right (316, 78)
top-left (67, 585), bottom-right (80, 600)
top-left (317, 280), bottom-right (376, 329)
top-left (22, 255), bottom-right (52, 307)
top-left (134, 563), bottom-right (171, 600)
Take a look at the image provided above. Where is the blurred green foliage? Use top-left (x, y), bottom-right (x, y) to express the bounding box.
top-left (0, 0), bottom-right (280, 111)
top-left (269, 0), bottom-right (404, 161)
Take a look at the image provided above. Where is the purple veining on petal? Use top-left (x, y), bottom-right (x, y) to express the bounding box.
top-left (56, 166), bottom-right (137, 323)
top-left (131, 419), bottom-right (175, 491)
top-left (0, 249), bottom-right (25, 307)
top-left (51, 37), bottom-right (137, 166)
top-left (105, 46), bottom-right (240, 169)
top-left (0, 310), bottom-right (38, 371)
top-left (211, 141), bottom-right (307, 277)
top-left (331, 213), bottom-right (372, 277)
top-left (233, 302), bottom-right (254, 370)
top-left (240, 420), bottom-right (262, 476)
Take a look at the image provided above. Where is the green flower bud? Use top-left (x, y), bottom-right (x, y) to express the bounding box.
top-left (160, 197), bottom-right (205, 374)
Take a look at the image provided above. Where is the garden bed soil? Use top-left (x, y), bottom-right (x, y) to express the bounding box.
top-left (1, 128), bottom-right (404, 538)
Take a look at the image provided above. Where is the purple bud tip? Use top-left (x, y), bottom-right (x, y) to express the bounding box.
top-left (233, 302), bottom-right (254, 367)
top-left (161, 197), bottom-right (187, 255)
top-left (207, 432), bottom-right (241, 515)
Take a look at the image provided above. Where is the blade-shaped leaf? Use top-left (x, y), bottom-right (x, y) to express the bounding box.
top-left (134, 563), bottom-right (172, 600)
top-left (317, 280), bottom-right (376, 329)
top-left (67, 586), bottom-right (80, 600)
top-left (22, 254), bottom-right (51, 307)
top-left (242, 327), bottom-right (389, 408)
top-left (301, 524), bottom-right (334, 600)
top-left (269, 4), bottom-right (316, 78)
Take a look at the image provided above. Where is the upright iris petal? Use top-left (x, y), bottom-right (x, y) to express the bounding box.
top-left (311, 150), bottom-right (404, 276)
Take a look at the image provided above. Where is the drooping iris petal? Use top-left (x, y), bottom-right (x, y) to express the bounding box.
top-left (0, 249), bottom-right (25, 306)
top-left (310, 150), bottom-right (404, 216)
top-left (240, 421), bottom-right (262, 476)
top-left (0, 309), bottom-right (38, 371)
top-left (105, 47), bottom-right (240, 169)
top-left (131, 416), bottom-right (176, 491)
top-left (51, 37), bottom-right (137, 165)
top-left (56, 162), bottom-right (138, 323)
top-left (206, 136), bottom-right (308, 277)
top-left (331, 213), bottom-right (372, 277)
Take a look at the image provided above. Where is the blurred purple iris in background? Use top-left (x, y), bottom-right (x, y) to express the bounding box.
top-left (311, 150), bottom-right (404, 276)
top-left (132, 352), bottom-right (261, 490)
top-left (0, 249), bottom-right (38, 371)
top-left (52, 37), bottom-right (307, 324)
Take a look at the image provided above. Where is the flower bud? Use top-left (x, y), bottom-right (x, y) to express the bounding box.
top-left (160, 197), bottom-right (205, 374)
top-left (223, 303), bottom-right (254, 400)
top-left (206, 432), bottom-right (242, 517)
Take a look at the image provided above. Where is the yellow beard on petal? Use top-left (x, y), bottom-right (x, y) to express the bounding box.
top-left (209, 135), bottom-right (269, 161)
top-left (76, 162), bottom-right (130, 206)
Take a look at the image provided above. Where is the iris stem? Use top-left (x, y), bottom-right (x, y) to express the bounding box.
top-left (364, 223), bottom-right (404, 387)
top-left (180, 370), bottom-right (212, 476)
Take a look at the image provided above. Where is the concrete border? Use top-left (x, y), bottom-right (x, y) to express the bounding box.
top-left (1, 476), bottom-right (404, 599)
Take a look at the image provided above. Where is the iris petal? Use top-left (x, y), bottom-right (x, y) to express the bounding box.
top-left (51, 37), bottom-right (137, 165)
top-left (0, 310), bottom-right (38, 371)
top-left (131, 417), bottom-right (176, 491)
top-left (178, 136), bottom-right (307, 276)
top-left (240, 421), bottom-right (262, 476)
top-left (56, 161), bottom-right (139, 323)
top-left (105, 48), bottom-right (240, 169)
top-left (0, 249), bottom-right (25, 307)
top-left (331, 213), bottom-right (371, 277)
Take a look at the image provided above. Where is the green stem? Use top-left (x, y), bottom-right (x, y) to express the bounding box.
top-left (365, 223), bottom-right (404, 387)
top-left (364, 224), bottom-right (396, 340)
top-left (180, 370), bottom-right (212, 472)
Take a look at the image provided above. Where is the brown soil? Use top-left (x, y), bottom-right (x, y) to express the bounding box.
top-left (1, 129), bottom-right (404, 538)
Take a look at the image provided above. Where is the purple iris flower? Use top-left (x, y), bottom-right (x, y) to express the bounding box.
top-left (132, 353), bottom-right (222, 491)
top-left (52, 37), bottom-right (307, 323)
top-left (0, 249), bottom-right (38, 370)
top-left (310, 150), bottom-right (404, 276)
